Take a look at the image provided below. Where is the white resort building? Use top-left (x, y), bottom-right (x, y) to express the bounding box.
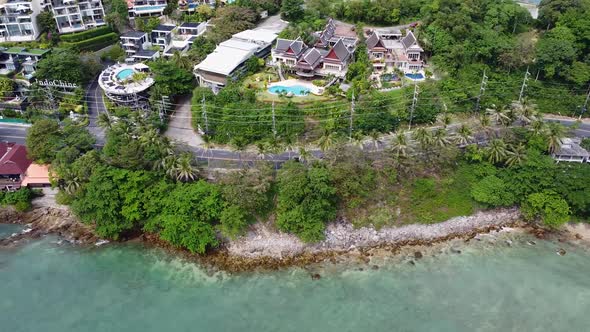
top-left (98, 63), bottom-right (155, 109)
top-left (365, 28), bottom-right (424, 73)
top-left (46, 0), bottom-right (106, 34)
top-left (193, 28), bottom-right (278, 93)
top-left (0, 0), bottom-right (44, 42)
top-left (127, 0), bottom-right (167, 20)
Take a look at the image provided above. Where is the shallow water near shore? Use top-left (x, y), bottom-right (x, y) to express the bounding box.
top-left (2, 224), bottom-right (590, 332)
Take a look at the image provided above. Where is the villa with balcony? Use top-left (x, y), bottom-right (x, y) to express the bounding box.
top-left (365, 28), bottom-right (424, 74)
top-left (177, 0), bottom-right (214, 13)
top-left (271, 19), bottom-right (357, 79)
top-left (0, 0), bottom-right (44, 42)
top-left (127, 0), bottom-right (167, 20)
top-left (47, 0), bottom-right (106, 34)
top-left (150, 24), bottom-right (174, 50)
top-left (0, 46), bottom-right (50, 78)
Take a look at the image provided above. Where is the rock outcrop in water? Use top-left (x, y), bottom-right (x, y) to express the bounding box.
top-left (0, 206), bottom-right (97, 247)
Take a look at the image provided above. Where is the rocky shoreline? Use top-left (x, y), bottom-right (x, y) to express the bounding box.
top-left (0, 204), bottom-right (574, 273)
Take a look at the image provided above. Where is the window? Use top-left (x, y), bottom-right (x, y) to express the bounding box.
top-left (324, 64), bottom-right (341, 71)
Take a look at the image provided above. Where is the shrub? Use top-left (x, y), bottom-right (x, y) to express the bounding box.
top-left (60, 26), bottom-right (113, 43)
top-left (62, 32), bottom-right (119, 52)
top-left (471, 175), bottom-right (516, 207)
top-left (522, 191), bottom-right (571, 229)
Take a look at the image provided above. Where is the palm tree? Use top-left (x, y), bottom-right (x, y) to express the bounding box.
top-left (412, 127), bottom-right (433, 150)
top-left (485, 139), bottom-right (508, 164)
top-left (298, 146), bottom-right (312, 163)
top-left (172, 153), bottom-right (198, 182)
top-left (350, 132), bottom-right (365, 151)
top-left (255, 142), bottom-right (269, 160)
top-left (546, 122), bottom-right (567, 154)
top-left (432, 128), bottom-right (451, 148)
top-left (478, 114), bottom-right (493, 139)
top-left (368, 130), bottom-right (381, 152)
top-left (511, 99), bottom-right (537, 126)
top-left (172, 51), bottom-right (192, 71)
top-left (390, 131), bottom-right (412, 158)
top-left (486, 105), bottom-right (511, 126)
top-left (317, 131), bottom-right (338, 152)
top-left (437, 112), bottom-right (453, 129)
top-left (453, 124), bottom-right (473, 146)
top-left (505, 144), bottom-right (528, 167)
top-left (530, 119), bottom-right (547, 136)
top-left (97, 113), bottom-right (113, 129)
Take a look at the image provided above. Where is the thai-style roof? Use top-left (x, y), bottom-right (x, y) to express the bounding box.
top-left (366, 32), bottom-right (386, 50)
top-left (274, 38), bottom-right (306, 57)
top-left (324, 38), bottom-right (351, 63)
top-left (401, 31), bottom-right (423, 51)
top-left (297, 48), bottom-right (323, 69)
top-left (0, 143), bottom-right (31, 176)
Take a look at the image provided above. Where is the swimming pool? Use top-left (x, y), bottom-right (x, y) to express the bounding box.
top-left (134, 5), bottom-right (166, 11)
top-left (268, 85), bottom-right (311, 96)
top-left (405, 73), bottom-right (425, 80)
top-left (116, 69), bottom-right (135, 80)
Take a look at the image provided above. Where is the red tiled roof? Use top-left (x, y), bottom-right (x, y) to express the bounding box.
top-left (0, 143), bottom-right (32, 176)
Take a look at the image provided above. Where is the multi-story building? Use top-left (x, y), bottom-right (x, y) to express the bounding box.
top-left (119, 31), bottom-right (160, 62)
top-left (366, 29), bottom-right (424, 73)
top-left (271, 19), bottom-right (357, 78)
top-left (0, 0), bottom-right (44, 42)
top-left (194, 28), bottom-right (278, 93)
top-left (150, 24), bottom-right (174, 50)
top-left (127, 0), bottom-right (167, 20)
top-left (46, 0), bottom-right (106, 34)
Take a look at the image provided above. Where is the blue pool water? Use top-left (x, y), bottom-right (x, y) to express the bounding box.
top-left (116, 69), bottom-right (134, 80)
top-left (268, 85), bottom-right (311, 96)
top-left (405, 73), bottom-right (425, 80)
top-left (135, 5), bottom-right (166, 11)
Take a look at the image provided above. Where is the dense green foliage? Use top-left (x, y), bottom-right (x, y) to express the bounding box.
top-left (148, 60), bottom-right (194, 98)
top-left (276, 161), bottom-right (336, 242)
top-left (0, 188), bottom-right (34, 212)
top-left (522, 191), bottom-right (571, 228)
top-left (26, 119), bottom-right (94, 164)
top-left (35, 50), bottom-right (94, 85)
top-left (207, 6), bottom-right (258, 43)
top-left (0, 77), bottom-right (14, 98)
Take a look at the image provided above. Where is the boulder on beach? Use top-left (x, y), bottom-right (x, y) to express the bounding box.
top-left (414, 251), bottom-right (423, 259)
top-left (311, 273), bottom-right (321, 280)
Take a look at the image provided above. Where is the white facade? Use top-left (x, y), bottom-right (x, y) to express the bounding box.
top-left (127, 0), bottom-right (167, 19)
top-left (46, 0), bottom-right (106, 34)
top-left (0, 0), bottom-right (43, 42)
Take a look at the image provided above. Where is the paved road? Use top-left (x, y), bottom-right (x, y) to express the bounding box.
top-left (0, 124), bottom-right (28, 144)
top-left (85, 77), bottom-right (107, 146)
top-left (1, 114), bottom-right (588, 167)
top-left (544, 116), bottom-right (590, 138)
top-left (255, 14), bottom-right (289, 33)
top-left (164, 95), bottom-right (204, 147)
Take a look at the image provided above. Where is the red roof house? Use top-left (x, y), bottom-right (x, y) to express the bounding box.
top-left (0, 142), bottom-right (32, 190)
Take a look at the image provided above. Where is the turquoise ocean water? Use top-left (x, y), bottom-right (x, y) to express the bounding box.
top-left (1, 224), bottom-right (590, 332)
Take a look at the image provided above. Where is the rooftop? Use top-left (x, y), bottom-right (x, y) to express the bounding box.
top-left (180, 22), bottom-right (202, 28)
top-left (555, 138), bottom-right (590, 158)
top-left (232, 28), bottom-right (278, 44)
top-left (0, 143), bottom-right (31, 176)
top-left (153, 24), bottom-right (175, 32)
top-left (121, 30), bottom-right (147, 39)
top-left (195, 46), bottom-right (255, 76)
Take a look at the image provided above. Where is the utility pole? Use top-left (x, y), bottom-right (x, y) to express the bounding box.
top-left (271, 101), bottom-right (277, 138)
top-left (201, 95), bottom-right (209, 134)
top-left (408, 82), bottom-right (419, 130)
top-left (580, 84), bottom-right (590, 120)
top-left (349, 92), bottom-right (355, 141)
top-left (518, 66), bottom-right (531, 103)
top-left (475, 70), bottom-right (488, 112)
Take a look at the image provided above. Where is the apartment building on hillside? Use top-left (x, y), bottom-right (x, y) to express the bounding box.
top-left (0, 0), bottom-right (44, 42)
top-left (45, 0), bottom-right (106, 34)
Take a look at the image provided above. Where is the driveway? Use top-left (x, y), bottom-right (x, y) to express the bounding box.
top-left (85, 77), bottom-right (107, 146)
top-left (256, 14), bottom-right (289, 34)
top-left (165, 95), bottom-right (203, 147)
